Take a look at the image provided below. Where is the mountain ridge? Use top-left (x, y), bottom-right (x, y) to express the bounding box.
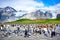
top-left (20, 10), bottom-right (53, 20)
top-left (0, 6), bottom-right (60, 22)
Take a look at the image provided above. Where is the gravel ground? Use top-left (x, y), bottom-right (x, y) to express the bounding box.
top-left (0, 31), bottom-right (60, 40)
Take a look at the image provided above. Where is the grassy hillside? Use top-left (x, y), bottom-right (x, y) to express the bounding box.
top-left (4, 19), bottom-right (60, 24)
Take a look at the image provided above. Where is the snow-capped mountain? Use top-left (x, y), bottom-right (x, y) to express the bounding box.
top-left (20, 10), bottom-right (53, 20)
top-left (0, 6), bottom-right (17, 22)
top-left (0, 6), bottom-right (60, 22)
top-left (44, 11), bottom-right (52, 18)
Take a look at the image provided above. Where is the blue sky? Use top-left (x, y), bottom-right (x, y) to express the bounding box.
top-left (0, 0), bottom-right (60, 12)
top-left (35, 0), bottom-right (60, 6)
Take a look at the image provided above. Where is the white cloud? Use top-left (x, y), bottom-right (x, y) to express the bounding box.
top-left (0, 0), bottom-right (44, 11)
top-left (10, 0), bottom-right (44, 12)
top-left (0, 0), bottom-right (60, 11)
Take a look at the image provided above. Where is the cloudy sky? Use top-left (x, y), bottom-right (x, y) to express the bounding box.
top-left (0, 0), bottom-right (60, 12)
